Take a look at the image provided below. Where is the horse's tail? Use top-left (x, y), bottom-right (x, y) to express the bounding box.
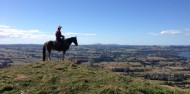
top-left (43, 44), bottom-right (46, 61)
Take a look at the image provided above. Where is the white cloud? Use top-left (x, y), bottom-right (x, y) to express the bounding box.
top-left (149, 29), bottom-right (185, 36)
top-left (0, 25), bottom-right (54, 44)
top-left (82, 33), bottom-right (96, 36)
top-left (183, 29), bottom-right (190, 36)
top-left (0, 25), bottom-right (10, 28)
top-left (0, 25), bottom-right (96, 44)
top-left (0, 25), bottom-right (51, 39)
top-left (148, 33), bottom-right (159, 36)
top-left (63, 32), bottom-right (96, 36)
top-left (160, 30), bottom-right (181, 34)
top-left (64, 32), bottom-right (79, 35)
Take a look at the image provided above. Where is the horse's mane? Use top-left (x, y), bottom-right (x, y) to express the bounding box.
top-left (65, 37), bottom-right (75, 42)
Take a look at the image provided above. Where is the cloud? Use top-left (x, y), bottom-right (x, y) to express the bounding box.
top-left (160, 30), bottom-right (182, 34)
top-left (149, 29), bottom-right (188, 36)
top-left (0, 25), bottom-right (10, 28)
top-left (82, 33), bottom-right (96, 36)
top-left (0, 25), bottom-right (54, 44)
top-left (149, 33), bottom-right (159, 36)
top-left (64, 32), bottom-right (96, 36)
top-left (0, 35), bottom-right (10, 39)
top-left (64, 32), bottom-right (79, 35)
top-left (0, 25), bottom-right (96, 44)
top-left (0, 25), bottom-right (53, 39)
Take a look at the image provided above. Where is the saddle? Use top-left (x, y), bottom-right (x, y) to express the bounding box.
top-left (53, 40), bottom-right (67, 48)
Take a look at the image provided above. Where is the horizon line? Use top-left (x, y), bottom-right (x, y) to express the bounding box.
top-left (0, 43), bottom-right (190, 46)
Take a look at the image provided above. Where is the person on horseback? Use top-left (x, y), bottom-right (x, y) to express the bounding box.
top-left (55, 25), bottom-right (65, 44)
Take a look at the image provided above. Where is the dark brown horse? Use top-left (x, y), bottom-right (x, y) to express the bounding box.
top-left (43, 37), bottom-right (78, 61)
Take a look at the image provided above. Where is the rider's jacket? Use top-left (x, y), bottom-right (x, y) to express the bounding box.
top-left (56, 30), bottom-right (63, 38)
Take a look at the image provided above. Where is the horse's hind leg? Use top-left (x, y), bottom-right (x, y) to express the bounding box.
top-left (62, 51), bottom-right (65, 61)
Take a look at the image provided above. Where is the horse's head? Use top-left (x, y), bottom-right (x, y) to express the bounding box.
top-left (72, 37), bottom-right (78, 46)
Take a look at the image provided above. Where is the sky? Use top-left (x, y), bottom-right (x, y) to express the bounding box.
top-left (0, 0), bottom-right (190, 45)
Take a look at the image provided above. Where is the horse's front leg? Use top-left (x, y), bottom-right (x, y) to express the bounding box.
top-left (62, 51), bottom-right (65, 61)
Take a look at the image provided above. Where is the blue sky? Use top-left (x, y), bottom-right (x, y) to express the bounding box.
top-left (0, 0), bottom-right (190, 45)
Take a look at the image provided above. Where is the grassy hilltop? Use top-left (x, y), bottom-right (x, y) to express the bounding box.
top-left (0, 61), bottom-right (188, 94)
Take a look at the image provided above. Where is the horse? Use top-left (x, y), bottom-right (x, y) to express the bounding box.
top-left (42, 37), bottom-right (78, 61)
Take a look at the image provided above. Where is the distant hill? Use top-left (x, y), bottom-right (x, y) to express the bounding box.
top-left (90, 43), bottom-right (121, 46)
top-left (0, 61), bottom-right (187, 94)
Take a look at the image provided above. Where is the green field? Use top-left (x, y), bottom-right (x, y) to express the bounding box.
top-left (0, 61), bottom-right (188, 94)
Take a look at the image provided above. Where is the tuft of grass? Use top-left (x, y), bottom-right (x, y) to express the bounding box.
top-left (0, 85), bottom-right (14, 93)
top-left (0, 61), bottom-right (188, 94)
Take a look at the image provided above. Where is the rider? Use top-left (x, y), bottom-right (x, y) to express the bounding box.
top-left (55, 25), bottom-right (65, 44)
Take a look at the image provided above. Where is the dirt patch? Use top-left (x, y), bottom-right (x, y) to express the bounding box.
top-left (15, 74), bottom-right (30, 80)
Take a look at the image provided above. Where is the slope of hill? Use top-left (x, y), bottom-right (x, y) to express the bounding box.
top-left (0, 61), bottom-right (188, 94)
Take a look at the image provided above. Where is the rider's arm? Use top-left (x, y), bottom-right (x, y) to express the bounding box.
top-left (61, 35), bottom-right (65, 39)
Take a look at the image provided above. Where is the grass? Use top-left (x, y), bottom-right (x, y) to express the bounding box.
top-left (0, 61), bottom-right (188, 94)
